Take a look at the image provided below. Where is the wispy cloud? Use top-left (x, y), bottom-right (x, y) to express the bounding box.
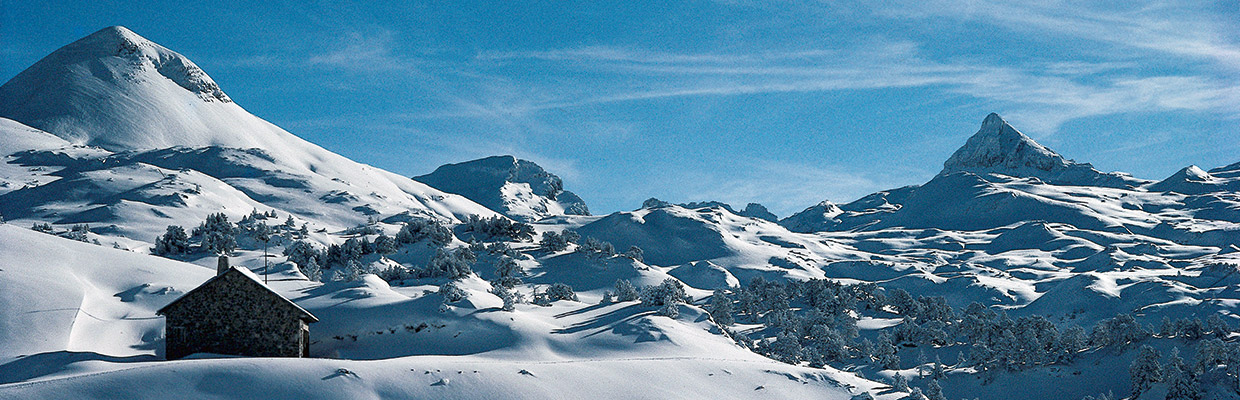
top-left (876, 0), bottom-right (1240, 70)
top-left (450, 44), bottom-right (1240, 135)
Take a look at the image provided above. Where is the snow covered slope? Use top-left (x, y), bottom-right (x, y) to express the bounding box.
top-left (0, 27), bottom-right (499, 238)
top-left (1, 26), bottom-right (285, 153)
top-left (415, 155), bottom-right (589, 222)
top-left (0, 224), bottom-right (872, 399)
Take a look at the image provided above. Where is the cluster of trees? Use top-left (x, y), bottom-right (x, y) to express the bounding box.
top-left (599, 278), bottom-right (689, 317)
top-left (463, 215), bottom-right (534, 241)
top-left (581, 237), bottom-right (616, 257)
top-left (396, 218), bottom-right (452, 246)
top-left (153, 210), bottom-right (298, 257)
top-left (1129, 343), bottom-right (1227, 400)
top-left (1129, 328), bottom-right (1240, 399)
top-left (539, 229), bottom-right (580, 252)
top-left (699, 277), bottom-right (1237, 399)
top-left (284, 218), bottom-right (461, 282)
top-left (31, 222), bottom-right (101, 245)
top-left (532, 283), bottom-right (579, 305)
top-left (714, 278), bottom-right (878, 367)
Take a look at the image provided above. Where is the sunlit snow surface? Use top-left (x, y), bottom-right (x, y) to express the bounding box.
top-left (1, 26), bottom-right (1239, 399)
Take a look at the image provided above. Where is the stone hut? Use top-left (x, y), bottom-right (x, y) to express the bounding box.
top-left (157, 257), bottom-right (318, 360)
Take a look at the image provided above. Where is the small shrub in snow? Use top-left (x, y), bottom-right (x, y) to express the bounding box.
top-left (581, 237), bottom-right (615, 257)
top-left (545, 283), bottom-right (579, 302)
top-left (891, 372), bottom-right (909, 392)
top-left (539, 230), bottom-right (579, 252)
top-left (1207, 314), bottom-right (1230, 339)
top-left (299, 258), bottom-right (323, 282)
top-left (285, 240), bottom-right (325, 269)
top-left (614, 279), bottom-right (639, 302)
top-left (623, 246), bottom-right (644, 262)
top-left (1129, 345), bottom-right (1162, 398)
top-left (200, 231), bottom-right (236, 255)
top-left (193, 213), bottom-right (237, 255)
top-left (343, 223), bottom-right (380, 236)
top-left (61, 224), bottom-right (93, 243)
top-left (485, 242), bottom-right (517, 257)
top-left (600, 291), bottom-right (614, 304)
top-left (31, 222), bottom-right (53, 233)
top-left (334, 260), bottom-right (367, 282)
top-left (439, 282), bottom-right (467, 303)
top-left (493, 256), bottom-right (525, 289)
top-left (420, 248), bottom-right (476, 279)
top-left (490, 285), bottom-right (524, 311)
top-left (765, 331), bottom-right (803, 363)
top-left (707, 289), bottom-right (734, 326)
top-left (1090, 313), bottom-right (1148, 349)
top-left (657, 302), bottom-right (680, 318)
top-left (373, 233), bottom-right (398, 255)
top-left (640, 278), bottom-right (688, 306)
top-left (378, 264), bottom-right (413, 282)
top-left (531, 283), bottom-right (578, 306)
top-left (1164, 348), bottom-right (1200, 400)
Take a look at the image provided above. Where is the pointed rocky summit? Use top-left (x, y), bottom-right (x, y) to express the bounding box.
top-left (941, 113), bottom-right (1068, 175)
top-left (939, 113), bottom-right (1141, 187)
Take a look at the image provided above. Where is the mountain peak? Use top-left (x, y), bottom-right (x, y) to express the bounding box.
top-left (0, 26), bottom-right (319, 152)
top-left (80, 26), bottom-right (147, 49)
top-left (942, 113), bottom-right (1067, 176)
top-left (938, 113), bottom-right (1144, 188)
top-left (414, 156), bottom-right (590, 222)
top-left (981, 112), bottom-right (1006, 127)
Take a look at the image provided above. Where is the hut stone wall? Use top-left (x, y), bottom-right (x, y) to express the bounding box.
top-left (162, 271), bottom-right (310, 360)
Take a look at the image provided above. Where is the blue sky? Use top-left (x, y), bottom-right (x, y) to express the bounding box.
top-left (2, 1), bottom-right (1238, 216)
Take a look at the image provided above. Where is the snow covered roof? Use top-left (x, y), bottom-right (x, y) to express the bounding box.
top-left (156, 266), bottom-right (318, 323)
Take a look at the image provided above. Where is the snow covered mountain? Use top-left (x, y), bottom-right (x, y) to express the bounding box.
top-left (415, 155), bottom-right (589, 222)
top-left (0, 27), bottom-right (499, 243)
top-left (941, 113), bottom-right (1142, 188)
top-left (1, 26), bottom-right (278, 152)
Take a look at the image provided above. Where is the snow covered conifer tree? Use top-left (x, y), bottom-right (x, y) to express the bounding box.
top-left (876, 333), bottom-right (900, 369)
top-left (1207, 314), bottom-right (1230, 339)
top-left (925, 379), bottom-right (947, 400)
top-left (153, 225), bottom-right (190, 255)
top-left (624, 245), bottom-right (644, 262)
top-left (494, 255), bottom-right (525, 288)
top-left (614, 279), bottom-right (639, 302)
top-left (1129, 345), bottom-right (1162, 398)
top-left (1165, 347), bottom-right (1201, 400)
top-left (545, 283), bottom-right (579, 302)
top-left (707, 289), bottom-right (735, 326)
top-left (892, 372), bottom-right (909, 392)
top-left (932, 355), bottom-right (946, 379)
